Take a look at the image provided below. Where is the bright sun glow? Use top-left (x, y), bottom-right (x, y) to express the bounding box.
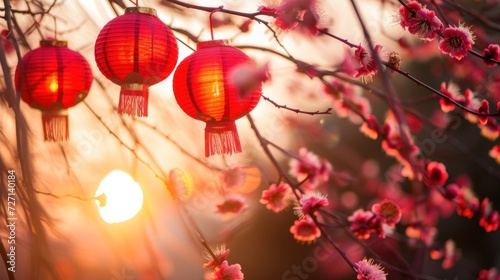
top-left (95, 170), bottom-right (144, 224)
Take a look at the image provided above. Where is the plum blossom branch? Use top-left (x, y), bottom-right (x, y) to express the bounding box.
top-left (387, 65), bottom-right (500, 117)
top-left (165, 0), bottom-right (295, 58)
top-left (261, 94), bottom-right (332, 115)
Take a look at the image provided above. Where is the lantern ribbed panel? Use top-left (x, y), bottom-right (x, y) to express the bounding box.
top-left (94, 7), bottom-right (178, 117)
top-left (15, 40), bottom-right (92, 142)
top-left (172, 40), bottom-right (262, 157)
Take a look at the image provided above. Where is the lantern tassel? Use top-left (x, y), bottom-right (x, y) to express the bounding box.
top-left (119, 84), bottom-right (149, 117)
top-left (205, 121), bottom-right (242, 157)
top-left (41, 110), bottom-right (69, 142)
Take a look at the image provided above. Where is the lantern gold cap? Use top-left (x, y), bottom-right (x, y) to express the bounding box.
top-left (40, 40), bottom-right (67, 47)
top-left (197, 39), bottom-right (231, 49)
top-left (125, 6), bottom-right (157, 16)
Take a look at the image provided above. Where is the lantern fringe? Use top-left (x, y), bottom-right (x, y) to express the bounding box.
top-left (119, 84), bottom-right (149, 117)
top-left (42, 110), bottom-right (69, 142)
top-left (205, 121), bottom-right (242, 157)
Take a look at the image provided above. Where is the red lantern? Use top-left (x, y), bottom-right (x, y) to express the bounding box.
top-left (172, 40), bottom-right (262, 157)
top-left (95, 7), bottom-right (178, 117)
top-left (15, 40), bottom-right (93, 141)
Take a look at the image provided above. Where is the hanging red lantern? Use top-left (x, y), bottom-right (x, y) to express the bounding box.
top-left (172, 40), bottom-right (262, 157)
top-left (15, 40), bottom-right (93, 141)
top-left (94, 6), bottom-right (178, 117)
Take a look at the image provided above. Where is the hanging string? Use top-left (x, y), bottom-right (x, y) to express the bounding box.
top-left (209, 6), bottom-right (223, 40)
top-left (136, 0), bottom-right (139, 6)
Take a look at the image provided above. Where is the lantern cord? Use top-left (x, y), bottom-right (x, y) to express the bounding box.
top-left (209, 6), bottom-right (223, 40)
top-left (136, 0), bottom-right (139, 6)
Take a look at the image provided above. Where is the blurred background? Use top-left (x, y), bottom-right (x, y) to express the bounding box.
top-left (1, 0), bottom-right (500, 279)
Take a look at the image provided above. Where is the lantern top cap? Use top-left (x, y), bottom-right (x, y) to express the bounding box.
top-left (125, 6), bottom-right (157, 16)
top-left (40, 40), bottom-right (67, 47)
top-left (197, 39), bottom-right (231, 50)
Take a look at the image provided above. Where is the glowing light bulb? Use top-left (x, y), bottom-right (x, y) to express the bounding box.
top-left (49, 77), bottom-right (58, 92)
top-left (95, 170), bottom-right (143, 224)
top-left (213, 83), bottom-right (220, 97)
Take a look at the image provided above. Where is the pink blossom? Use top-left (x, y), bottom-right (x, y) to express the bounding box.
top-left (439, 81), bottom-right (462, 113)
top-left (289, 147), bottom-right (332, 190)
top-left (231, 63), bottom-right (270, 98)
top-left (273, 0), bottom-right (321, 35)
top-left (456, 190), bottom-right (479, 219)
top-left (483, 44), bottom-right (499, 68)
top-left (222, 167), bottom-right (246, 190)
top-left (441, 240), bottom-right (461, 269)
top-left (215, 195), bottom-right (248, 220)
top-left (259, 183), bottom-right (293, 213)
top-left (405, 223), bottom-right (437, 246)
top-left (372, 199), bottom-right (402, 227)
top-left (479, 198), bottom-right (499, 232)
top-left (360, 115), bottom-right (379, 140)
top-left (210, 261), bottom-right (244, 280)
top-left (478, 99), bottom-right (490, 125)
top-left (289, 218), bottom-right (321, 243)
top-left (399, 1), bottom-right (423, 29)
top-left (353, 44), bottom-right (386, 81)
top-left (488, 145), bottom-right (500, 164)
top-left (348, 209), bottom-right (381, 239)
top-left (295, 192), bottom-right (329, 218)
top-left (355, 258), bottom-right (387, 280)
top-left (203, 244), bottom-right (230, 269)
top-left (399, 2), bottom-right (443, 41)
top-left (479, 118), bottom-right (500, 141)
top-left (426, 161), bottom-right (448, 187)
top-left (439, 26), bottom-right (475, 60)
top-left (477, 267), bottom-right (500, 280)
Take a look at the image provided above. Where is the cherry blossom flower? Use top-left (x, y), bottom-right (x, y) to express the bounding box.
top-left (215, 195), bottom-right (248, 220)
top-left (203, 244), bottom-right (230, 269)
top-left (479, 118), bottom-right (500, 141)
top-left (210, 261), bottom-right (244, 280)
top-left (231, 63), bottom-right (270, 98)
top-left (398, 1), bottom-right (422, 29)
top-left (426, 161), bottom-right (448, 187)
top-left (479, 198), bottom-right (499, 232)
top-left (289, 218), bottom-right (321, 243)
top-left (268, 0), bottom-right (321, 35)
top-left (360, 115), bottom-right (379, 140)
top-left (260, 183), bottom-right (293, 213)
top-left (222, 167), bottom-right (246, 190)
top-left (372, 199), bottom-right (402, 227)
top-left (488, 145), bottom-right (500, 164)
top-left (295, 191), bottom-right (329, 219)
top-left (478, 99), bottom-right (490, 125)
top-left (332, 94), bottom-right (371, 124)
top-left (399, 2), bottom-right (443, 41)
top-left (353, 43), bottom-right (387, 81)
top-left (439, 81), bottom-right (462, 113)
top-left (354, 258), bottom-right (387, 280)
top-left (348, 209), bottom-right (381, 239)
top-left (483, 44), bottom-right (499, 68)
top-left (439, 25), bottom-right (475, 60)
top-left (477, 267), bottom-right (500, 280)
top-left (463, 88), bottom-right (481, 123)
top-left (406, 223), bottom-right (437, 246)
top-left (289, 147), bottom-right (332, 191)
top-left (456, 189), bottom-right (479, 219)
top-left (441, 240), bottom-right (461, 269)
